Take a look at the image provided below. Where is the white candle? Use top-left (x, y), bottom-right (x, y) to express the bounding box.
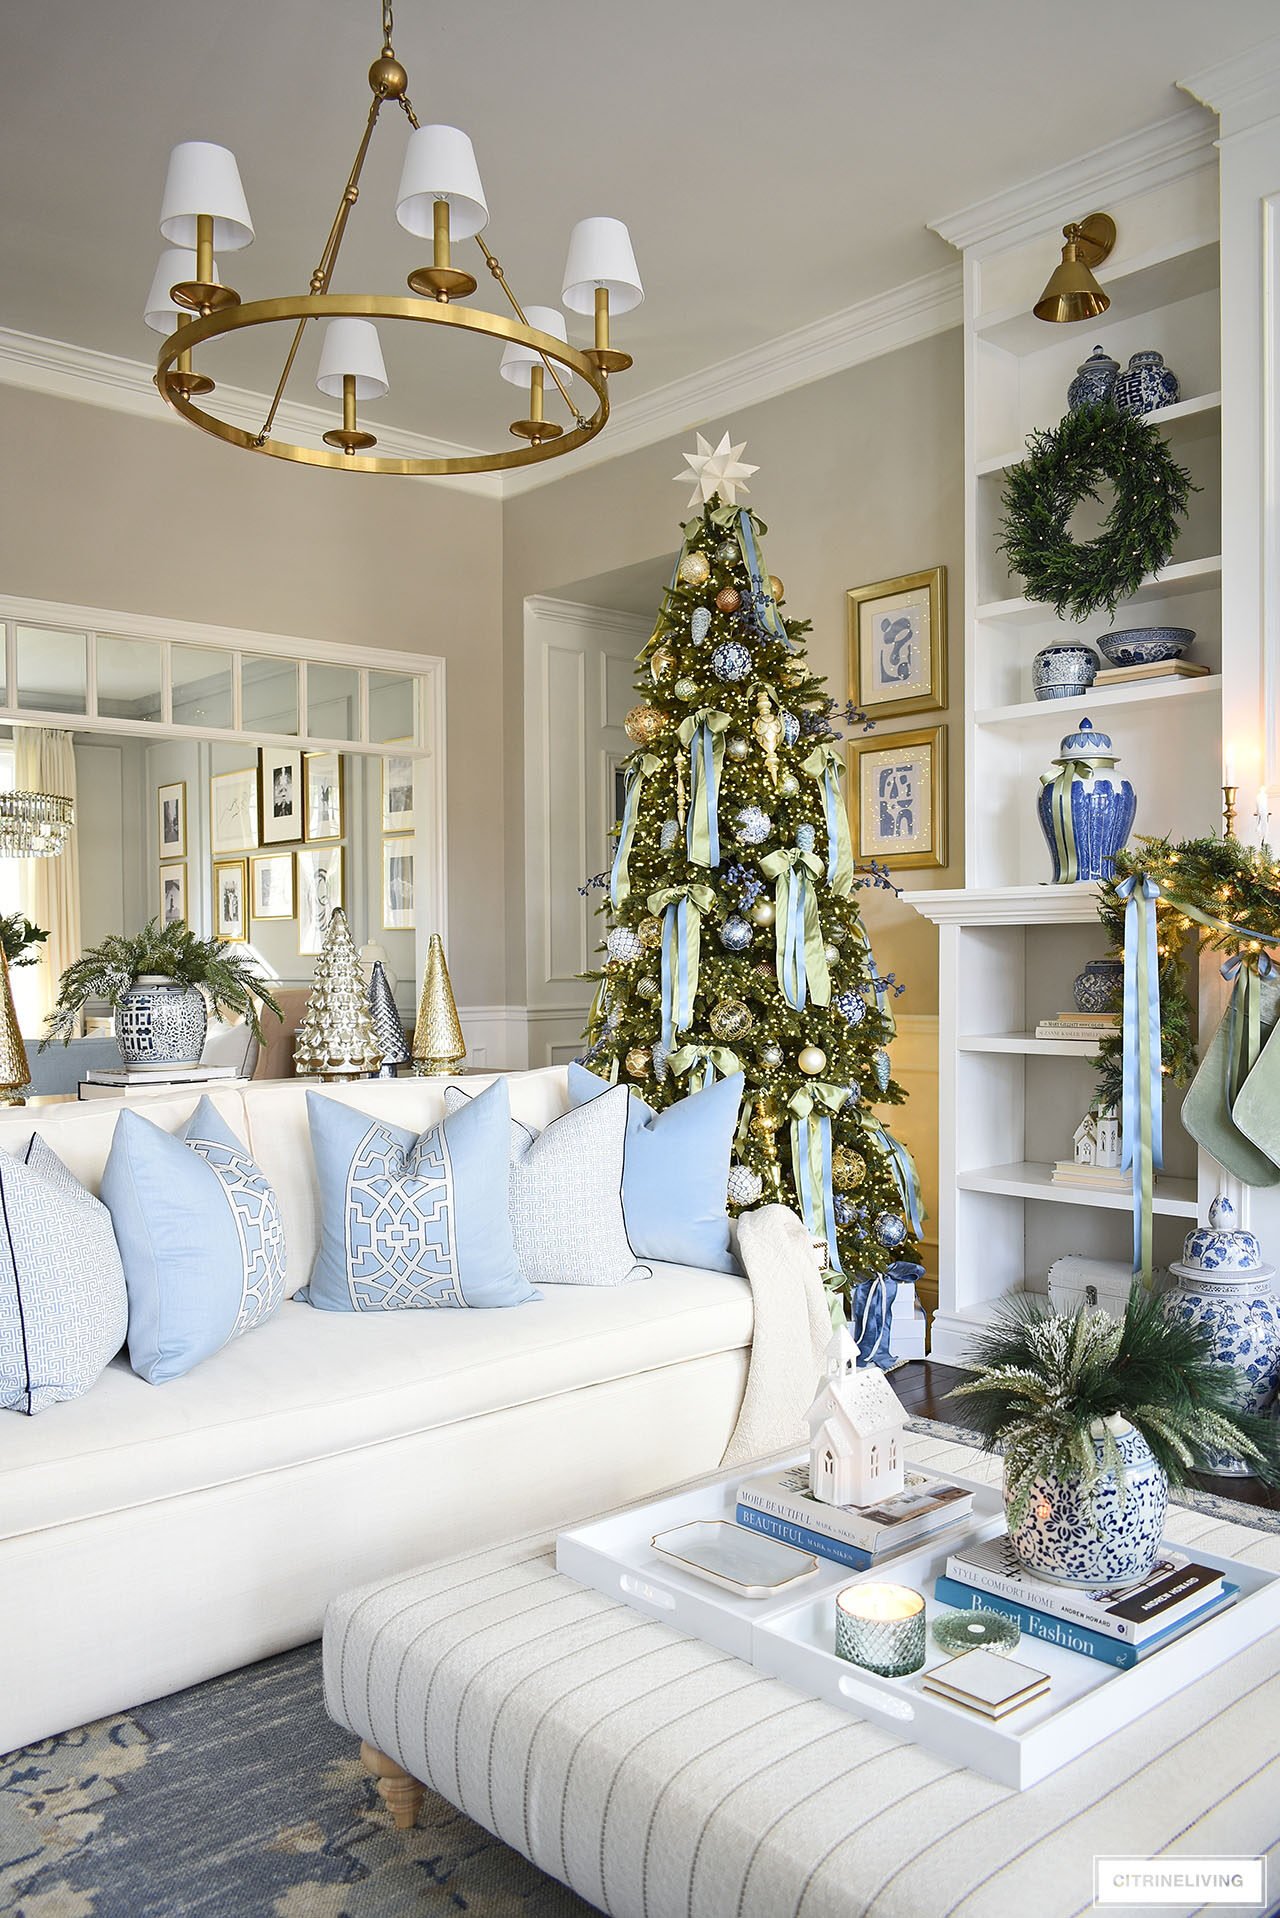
top-left (1224, 747), bottom-right (1237, 788)
top-left (1256, 785), bottom-right (1270, 848)
top-left (838, 1583), bottom-right (924, 1623)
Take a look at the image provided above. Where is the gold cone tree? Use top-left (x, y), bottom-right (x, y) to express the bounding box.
top-left (412, 933), bottom-right (465, 1074)
top-left (294, 908), bottom-right (382, 1080)
top-left (579, 475), bottom-right (921, 1300)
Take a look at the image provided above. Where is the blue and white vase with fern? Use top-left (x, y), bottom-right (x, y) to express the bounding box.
top-left (1006, 1416), bottom-right (1168, 1586)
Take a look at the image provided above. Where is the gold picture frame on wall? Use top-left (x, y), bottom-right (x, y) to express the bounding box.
top-left (210, 768), bottom-right (259, 854)
top-left (212, 857), bottom-right (248, 941)
top-left (159, 862), bottom-right (186, 928)
top-left (304, 750), bottom-right (345, 842)
top-left (382, 835), bottom-right (415, 931)
top-left (847, 566), bottom-right (946, 719)
top-left (297, 846), bottom-right (344, 956)
top-left (158, 781), bottom-right (187, 861)
top-left (250, 851), bottom-right (295, 921)
top-left (847, 725), bottom-right (947, 870)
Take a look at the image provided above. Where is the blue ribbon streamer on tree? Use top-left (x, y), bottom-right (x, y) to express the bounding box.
top-left (857, 1112), bottom-right (925, 1237)
top-left (1116, 874), bottom-right (1163, 1282)
top-left (648, 881), bottom-right (714, 1054)
top-left (734, 508), bottom-right (796, 648)
top-left (789, 1083), bottom-right (846, 1274)
top-left (609, 752), bottom-right (661, 910)
top-left (677, 709), bottom-right (730, 868)
top-left (801, 744), bottom-right (855, 898)
top-left (760, 843), bottom-right (831, 1011)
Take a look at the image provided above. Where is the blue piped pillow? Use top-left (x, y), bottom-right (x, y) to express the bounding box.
top-left (101, 1097), bottom-right (286, 1384)
top-left (567, 1062), bottom-right (743, 1273)
top-left (303, 1077), bottom-right (536, 1311)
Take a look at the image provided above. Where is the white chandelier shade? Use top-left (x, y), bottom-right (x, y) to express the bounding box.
top-left (561, 217), bottom-right (644, 315)
top-left (159, 142), bottom-right (255, 252)
top-left (315, 319), bottom-right (390, 401)
top-left (144, 248), bottom-right (221, 333)
top-left (499, 306), bottom-right (572, 385)
top-left (395, 125), bottom-right (489, 240)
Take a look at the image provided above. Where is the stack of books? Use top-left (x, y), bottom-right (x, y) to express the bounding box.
top-left (735, 1463), bottom-right (975, 1572)
top-left (922, 1648), bottom-right (1051, 1718)
top-left (1034, 1011), bottom-right (1119, 1044)
top-left (935, 1534), bottom-right (1238, 1669)
top-left (1093, 658), bottom-right (1210, 687)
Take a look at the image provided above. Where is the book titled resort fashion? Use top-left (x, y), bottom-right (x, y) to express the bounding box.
top-left (932, 1576), bottom-right (1238, 1670)
top-left (943, 1534), bottom-right (1225, 1644)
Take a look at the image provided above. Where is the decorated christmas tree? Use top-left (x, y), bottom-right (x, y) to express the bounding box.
top-left (579, 435), bottom-right (923, 1308)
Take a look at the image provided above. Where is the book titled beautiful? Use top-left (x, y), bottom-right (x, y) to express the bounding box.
top-left (944, 1534), bottom-right (1224, 1645)
top-left (737, 1464), bottom-right (974, 1553)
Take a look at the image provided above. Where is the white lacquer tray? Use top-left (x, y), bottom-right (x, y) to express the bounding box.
top-left (557, 1455), bottom-right (1280, 1789)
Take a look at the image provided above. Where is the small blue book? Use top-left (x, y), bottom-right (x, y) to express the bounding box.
top-left (735, 1504), bottom-right (874, 1571)
top-left (932, 1575), bottom-right (1239, 1670)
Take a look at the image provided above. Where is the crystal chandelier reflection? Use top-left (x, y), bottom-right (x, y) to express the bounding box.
top-left (0, 791), bottom-right (75, 858)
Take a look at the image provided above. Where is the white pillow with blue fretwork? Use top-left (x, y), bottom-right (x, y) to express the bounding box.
top-left (1, 1135), bottom-right (128, 1413)
top-left (445, 1080), bottom-right (645, 1287)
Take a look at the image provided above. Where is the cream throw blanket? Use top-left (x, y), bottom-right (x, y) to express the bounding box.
top-left (721, 1203), bottom-right (834, 1468)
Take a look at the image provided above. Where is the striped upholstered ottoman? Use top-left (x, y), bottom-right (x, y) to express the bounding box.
top-left (323, 1439), bottom-right (1280, 1918)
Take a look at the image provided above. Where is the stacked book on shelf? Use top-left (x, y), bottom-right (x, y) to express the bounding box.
top-left (735, 1463), bottom-right (974, 1572)
top-left (1093, 659), bottom-right (1210, 687)
top-left (1034, 1011), bottom-right (1118, 1044)
top-left (935, 1533), bottom-right (1238, 1669)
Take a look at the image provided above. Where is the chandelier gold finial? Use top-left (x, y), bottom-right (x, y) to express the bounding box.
top-left (146, 0), bottom-right (641, 477)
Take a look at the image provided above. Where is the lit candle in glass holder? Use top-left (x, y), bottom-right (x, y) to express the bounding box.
top-left (834, 1582), bottom-right (927, 1677)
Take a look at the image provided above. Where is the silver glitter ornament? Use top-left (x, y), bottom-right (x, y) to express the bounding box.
top-left (796, 823), bottom-right (816, 854)
top-left (659, 818), bottom-right (679, 850)
top-left (719, 914), bottom-right (753, 951)
top-left (726, 733), bottom-right (749, 761)
top-left (779, 772), bottom-right (800, 798)
top-left (735, 805), bottom-right (771, 845)
top-left (760, 1041), bottom-right (783, 1068)
top-left (727, 1164), bottom-right (764, 1207)
top-left (607, 926), bottom-right (645, 963)
top-left (714, 538), bottom-right (739, 567)
top-left (675, 678), bottom-right (699, 701)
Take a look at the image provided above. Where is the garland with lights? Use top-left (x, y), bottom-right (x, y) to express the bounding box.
top-left (999, 402), bottom-right (1195, 622)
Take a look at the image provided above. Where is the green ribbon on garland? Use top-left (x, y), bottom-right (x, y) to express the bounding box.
top-left (667, 1041), bottom-right (742, 1091)
top-left (676, 709), bottom-right (731, 868)
top-left (856, 1110), bottom-right (927, 1237)
top-left (609, 753), bottom-right (662, 910)
top-left (788, 1082), bottom-right (846, 1273)
top-left (648, 880), bottom-right (716, 1049)
top-left (1040, 761), bottom-right (1096, 884)
top-left (801, 744), bottom-right (856, 898)
top-left (759, 843), bottom-right (831, 1009)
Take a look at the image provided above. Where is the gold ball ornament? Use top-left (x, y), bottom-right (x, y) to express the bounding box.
top-left (782, 660), bottom-right (807, 686)
top-left (678, 552), bottom-right (711, 588)
top-left (797, 1044), bottom-right (828, 1076)
top-left (769, 575), bottom-right (784, 602)
top-left (624, 703), bottom-right (666, 746)
top-left (625, 1046), bottom-right (652, 1079)
top-left (755, 959), bottom-right (775, 979)
top-left (637, 915), bottom-right (663, 950)
top-left (726, 733), bottom-right (749, 761)
top-left (715, 586), bottom-right (742, 615)
top-left (751, 1097), bottom-right (782, 1137)
top-left (650, 646), bottom-right (676, 683)
top-left (750, 897), bottom-right (776, 927)
top-left (709, 997), bottom-right (754, 1042)
top-left (675, 678), bottom-right (700, 701)
top-left (832, 1147), bottom-right (867, 1190)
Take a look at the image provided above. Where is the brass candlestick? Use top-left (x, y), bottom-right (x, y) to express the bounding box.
top-left (1223, 783), bottom-right (1239, 839)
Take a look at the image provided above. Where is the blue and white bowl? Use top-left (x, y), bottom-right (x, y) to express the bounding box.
top-left (1096, 627), bottom-right (1195, 668)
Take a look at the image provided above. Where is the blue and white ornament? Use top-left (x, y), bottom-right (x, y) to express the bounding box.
top-left (659, 818), bottom-right (679, 851)
top-left (719, 914), bottom-right (754, 951)
top-left (836, 990), bottom-right (867, 1027)
top-left (781, 709), bottom-right (800, 746)
top-left (735, 806), bottom-right (772, 845)
top-left (875, 1211), bottom-right (908, 1249)
top-left (844, 1084), bottom-right (862, 1107)
top-left (691, 605), bottom-right (712, 644)
top-left (727, 1164), bottom-right (764, 1207)
top-left (607, 926), bottom-right (644, 964)
top-left (796, 822), bottom-right (816, 854)
top-left (873, 1046), bottom-right (891, 1092)
top-left (711, 640), bottom-right (753, 683)
top-left (834, 1196), bottom-right (860, 1226)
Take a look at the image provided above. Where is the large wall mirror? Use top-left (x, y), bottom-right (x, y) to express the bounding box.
top-left (0, 599), bottom-right (445, 1070)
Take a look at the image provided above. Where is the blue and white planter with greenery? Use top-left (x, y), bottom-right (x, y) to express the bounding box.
top-left (1006, 1416), bottom-right (1168, 1587)
top-left (115, 975), bottom-right (209, 1070)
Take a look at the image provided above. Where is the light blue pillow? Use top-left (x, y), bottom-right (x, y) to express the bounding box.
top-left (101, 1096), bottom-right (287, 1384)
top-left (303, 1077), bottom-right (536, 1311)
top-left (0, 1135), bottom-right (128, 1413)
top-left (567, 1063), bottom-right (743, 1273)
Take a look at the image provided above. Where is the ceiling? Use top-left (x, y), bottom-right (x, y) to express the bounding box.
top-left (3, 0), bottom-right (1278, 459)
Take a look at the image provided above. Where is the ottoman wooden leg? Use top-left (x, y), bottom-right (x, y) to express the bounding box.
top-left (361, 1740), bottom-right (425, 1831)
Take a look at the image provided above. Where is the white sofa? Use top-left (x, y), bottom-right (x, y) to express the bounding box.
top-left (0, 1068), bottom-right (769, 1755)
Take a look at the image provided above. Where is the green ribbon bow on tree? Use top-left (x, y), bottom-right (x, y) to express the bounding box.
top-left (787, 1081), bottom-right (847, 1273)
top-left (759, 843), bottom-right (831, 1010)
top-left (647, 880), bottom-right (716, 1050)
top-left (667, 1041), bottom-right (742, 1092)
top-left (609, 753), bottom-right (663, 911)
top-left (676, 709), bottom-right (731, 868)
top-left (801, 744), bottom-right (856, 898)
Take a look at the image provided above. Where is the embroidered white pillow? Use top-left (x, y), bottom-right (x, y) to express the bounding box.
top-left (445, 1081), bottom-right (644, 1287)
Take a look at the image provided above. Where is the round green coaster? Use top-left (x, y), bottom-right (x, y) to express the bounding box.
top-left (931, 1610), bottom-right (1021, 1657)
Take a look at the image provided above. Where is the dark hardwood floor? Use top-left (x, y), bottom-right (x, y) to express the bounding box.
top-left (889, 1360), bottom-right (1280, 1513)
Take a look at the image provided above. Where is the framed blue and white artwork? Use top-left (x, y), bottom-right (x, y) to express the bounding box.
top-left (848, 725), bottom-right (946, 870)
top-left (847, 566), bottom-right (946, 718)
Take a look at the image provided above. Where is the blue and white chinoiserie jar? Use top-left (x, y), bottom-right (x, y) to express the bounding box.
top-left (115, 974), bottom-right (209, 1070)
top-left (1163, 1196), bottom-right (1280, 1476)
top-left (1033, 642), bottom-right (1098, 702)
top-left (1037, 718), bottom-right (1137, 884)
top-left (1074, 956), bottom-right (1124, 1014)
top-left (1007, 1417), bottom-right (1168, 1586)
top-left (1067, 344), bottom-right (1121, 411)
top-left (1113, 349), bottom-right (1180, 416)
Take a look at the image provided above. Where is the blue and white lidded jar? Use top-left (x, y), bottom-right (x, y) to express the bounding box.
top-left (1113, 349), bottom-right (1180, 416)
top-left (1036, 718), bottom-right (1137, 884)
top-left (1007, 1415), bottom-right (1168, 1586)
top-left (1074, 956), bottom-right (1124, 1014)
top-left (116, 974), bottom-right (208, 1070)
top-left (1032, 642), bottom-right (1098, 702)
top-left (1067, 345), bottom-right (1121, 411)
top-left (1162, 1196), bottom-right (1280, 1475)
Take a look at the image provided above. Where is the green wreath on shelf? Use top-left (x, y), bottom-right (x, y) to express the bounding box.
top-left (999, 401), bottom-right (1195, 622)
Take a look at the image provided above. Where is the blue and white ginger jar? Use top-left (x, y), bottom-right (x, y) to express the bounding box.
top-left (1113, 349), bottom-right (1179, 416)
top-left (1162, 1196), bottom-right (1280, 1475)
top-left (1008, 1416), bottom-right (1168, 1586)
top-left (1074, 956), bottom-right (1124, 1014)
top-left (1033, 643), bottom-right (1098, 702)
top-left (116, 974), bottom-right (208, 1070)
top-left (1067, 345), bottom-right (1121, 411)
top-left (1037, 717), bottom-right (1137, 884)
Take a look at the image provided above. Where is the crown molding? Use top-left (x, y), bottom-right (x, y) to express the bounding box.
top-left (1180, 36), bottom-right (1280, 135)
top-left (0, 326), bottom-right (503, 499)
top-left (524, 595), bottom-right (650, 635)
top-left (930, 106), bottom-right (1218, 255)
top-left (501, 263), bottom-right (962, 498)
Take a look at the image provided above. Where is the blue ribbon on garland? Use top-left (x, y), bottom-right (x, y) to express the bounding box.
top-left (1117, 875), bottom-right (1163, 1282)
top-left (859, 1113), bottom-right (925, 1237)
top-left (789, 1083), bottom-right (847, 1275)
top-left (648, 882), bottom-right (714, 1054)
top-left (736, 508), bottom-right (795, 648)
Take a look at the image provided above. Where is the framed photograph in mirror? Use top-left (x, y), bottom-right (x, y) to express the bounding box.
top-left (304, 750), bottom-right (344, 842)
top-left (259, 746), bottom-right (304, 847)
top-left (212, 857), bottom-right (248, 942)
top-left (158, 781), bottom-right (186, 861)
top-left (210, 768), bottom-right (258, 854)
top-left (251, 851), bottom-right (295, 921)
top-left (382, 751), bottom-right (415, 835)
top-left (297, 846), bottom-right (344, 956)
top-left (382, 835), bottom-right (415, 931)
top-left (847, 724), bottom-right (947, 870)
top-left (847, 565), bottom-right (946, 719)
top-left (159, 863), bottom-right (186, 929)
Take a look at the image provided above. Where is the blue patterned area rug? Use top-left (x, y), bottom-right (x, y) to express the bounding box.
top-left (1, 1644), bottom-right (591, 1918)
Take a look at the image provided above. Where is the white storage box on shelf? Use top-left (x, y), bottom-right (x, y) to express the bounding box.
top-left (1045, 1255), bottom-right (1142, 1317)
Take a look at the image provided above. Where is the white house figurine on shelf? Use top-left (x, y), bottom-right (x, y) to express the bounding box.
top-left (806, 1325), bottom-right (908, 1507)
top-left (1095, 1105), bottom-right (1121, 1169)
top-left (1073, 1114), bottom-right (1098, 1167)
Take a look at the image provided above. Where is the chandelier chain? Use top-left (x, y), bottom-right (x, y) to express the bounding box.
top-left (382, 0), bottom-right (395, 56)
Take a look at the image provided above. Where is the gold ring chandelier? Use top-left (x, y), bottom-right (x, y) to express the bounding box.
top-left (145, 2), bottom-right (643, 477)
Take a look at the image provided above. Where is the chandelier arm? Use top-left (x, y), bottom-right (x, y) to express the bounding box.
top-left (472, 235), bottom-right (588, 429)
top-left (257, 94), bottom-right (386, 444)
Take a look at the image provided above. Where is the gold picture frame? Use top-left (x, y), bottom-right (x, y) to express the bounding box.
top-left (847, 565), bottom-right (947, 719)
top-left (382, 835), bottom-right (415, 931)
top-left (297, 846), bottom-right (344, 956)
top-left (157, 780), bottom-right (187, 861)
top-left (212, 857), bottom-right (249, 941)
top-left (250, 850), bottom-right (296, 921)
top-left (847, 724), bottom-right (947, 871)
top-left (304, 750), bottom-right (345, 842)
top-left (258, 746), bottom-right (305, 847)
top-left (210, 768), bottom-right (259, 854)
top-left (159, 862), bottom-right (187, 928)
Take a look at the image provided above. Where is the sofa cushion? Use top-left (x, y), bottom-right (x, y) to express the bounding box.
top-left (0, 1263), bottom-right (754, 1538)
top-left (0, 1136), bottom-right (128, 1414)
top-left (101, 1097), bottom-right (286, 1384)
top-left (303, 1079), bottom-right (536, 1312)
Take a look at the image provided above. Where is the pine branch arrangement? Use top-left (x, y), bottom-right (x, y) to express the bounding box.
top-left (42, 919), bottom-right (282, 1048)
top-left (953, 1286), bottom-right (1280, 1524)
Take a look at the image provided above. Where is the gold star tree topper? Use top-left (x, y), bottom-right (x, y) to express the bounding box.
top-left (674, 431), bottom-right (759, 509)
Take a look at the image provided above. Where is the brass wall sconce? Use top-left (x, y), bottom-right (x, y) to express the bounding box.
top-left (1033, 213), bottom-right (1116, 324)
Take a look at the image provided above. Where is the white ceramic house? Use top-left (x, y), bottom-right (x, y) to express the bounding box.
top-left (806, 1325), bottom-right (908, 1507)
top-left (1073, 1115), bottom-right (1098, 1167)
top-left (1095, 1106), bottom-right (1121, 1169)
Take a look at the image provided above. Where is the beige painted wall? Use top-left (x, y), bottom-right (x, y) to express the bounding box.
top-left (0, 385), bottom-right (506, 1000)
top-left (501, 328), bottom-right (965, 1013)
